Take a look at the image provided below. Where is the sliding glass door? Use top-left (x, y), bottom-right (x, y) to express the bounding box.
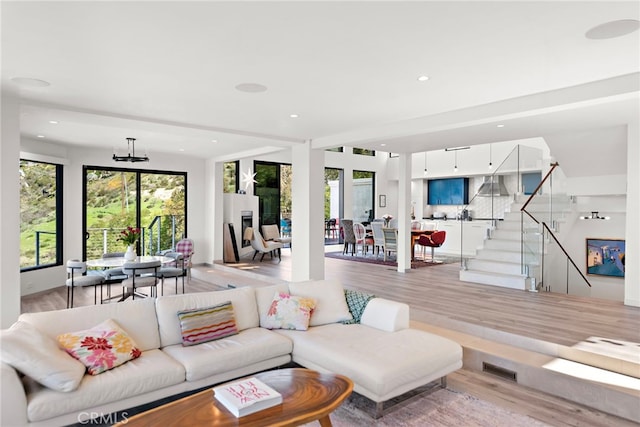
top-left (83, 167), bottom-right (186, 260)
top-left (353, 170), bottom-right (375, 224)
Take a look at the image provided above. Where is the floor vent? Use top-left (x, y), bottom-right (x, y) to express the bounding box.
top-left (482, 362), bottom-right (517, 382)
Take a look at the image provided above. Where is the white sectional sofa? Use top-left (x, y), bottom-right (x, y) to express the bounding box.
top-left (1, 280), bottom-right (462, 426)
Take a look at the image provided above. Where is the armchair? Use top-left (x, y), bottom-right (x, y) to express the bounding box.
top-left (417, 230), bottom-right (447, 262)
top-left (248, 227), bottom-right (283, 262)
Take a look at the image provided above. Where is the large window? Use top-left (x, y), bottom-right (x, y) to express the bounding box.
top-left (353, 148), bottom-right (375, 156)
top-left (223, 161), bottom-right (239, 193)
top-left (254, 161), bottom-right (292, 230)
top-left (20, 160), bottom-right (63, 271)
top-left (353, 170), bottom-right (375, 223)
top-left (83, 167), bottom-right (186, 260)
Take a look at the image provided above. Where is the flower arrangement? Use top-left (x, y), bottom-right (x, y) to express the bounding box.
top-left (382, 214), bottom-right (393, 227)
top-left (119, 226), bottom-right (141, 246)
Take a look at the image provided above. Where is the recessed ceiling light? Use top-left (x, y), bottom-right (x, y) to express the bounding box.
top-left (37, 135), bottom-right (45, 138)
top-left (11, 77), bottom-right (51, 87)
top-left (290, 114), bottom-right (299, 118)
top-left (417, 75), bottom-right (430, 82)
top-left (380, 143), bottom-right (387, 147)
top-left (49, 120), bottom-right (58, 124)
top-left (179, 148), bottom-right (185, 152)
top-left (211, 139), bottom-right (217, 143)
top-left (586, 19), bottom-right (640, 40)
top-left (497, 124), bottom-right (505, 128)
top-left (235, 83), bottom-right (268, 93)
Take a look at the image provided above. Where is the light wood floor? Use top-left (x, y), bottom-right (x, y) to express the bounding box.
top-left (215, 247), bottom-right (640, 347)
top-left (20, 247), bottom-right (640, 426)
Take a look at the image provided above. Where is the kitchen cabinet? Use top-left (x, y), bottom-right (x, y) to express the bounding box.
top-left (437, 220), bottom-right (492, 257)
top-left (427, 178), bottom-right (469, 205)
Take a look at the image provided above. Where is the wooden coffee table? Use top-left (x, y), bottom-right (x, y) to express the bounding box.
top-left (117, 368), bottom-right (353, 427)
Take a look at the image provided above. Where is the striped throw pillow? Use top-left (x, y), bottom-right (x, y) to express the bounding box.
top-left (177, 302), bottom-right (239, 346)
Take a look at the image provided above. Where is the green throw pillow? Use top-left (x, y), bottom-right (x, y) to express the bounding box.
top-left (341, 289), bottom-right (376, 324)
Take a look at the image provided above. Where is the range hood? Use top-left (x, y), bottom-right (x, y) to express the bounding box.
top-left (476, 175), bottom-right (510, 197)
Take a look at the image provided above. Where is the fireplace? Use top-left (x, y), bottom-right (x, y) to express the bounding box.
top-left (241, 211), bottom-right (253, 248)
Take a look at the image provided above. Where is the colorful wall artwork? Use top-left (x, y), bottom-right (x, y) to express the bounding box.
top-left (586, 238), bottom-right (625, 278)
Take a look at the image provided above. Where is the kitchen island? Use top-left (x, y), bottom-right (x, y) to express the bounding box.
top-left (433, 220), bottom-right (493, 258)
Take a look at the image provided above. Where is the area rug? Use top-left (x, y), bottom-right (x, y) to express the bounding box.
top-left (325, 251), bottom-right (459, 269)
top-left (303, 387), bottom-right (550, 427)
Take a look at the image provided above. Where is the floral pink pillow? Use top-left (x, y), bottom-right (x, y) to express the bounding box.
top-left (262, 292), bottom-right (316, 331)
top-left (57, 319), bottom-right (141, 375)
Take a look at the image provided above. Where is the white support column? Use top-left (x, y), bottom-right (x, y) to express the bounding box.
top-left (397, 153), bottom-right (411, 272)
top-left (208, 159), bottom-right (224, 263)
top-left (343, 148), bottom-right (353, 221)
top-left (624, 123), bottom-right (639, 307)
top-left (1, 91), bottom-right (21, 327)
top-left (291, 141), bottom-right (325, 281)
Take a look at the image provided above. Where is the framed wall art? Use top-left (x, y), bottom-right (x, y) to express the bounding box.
top-left (379, 194), bottom-right (386, 208)
top-left (586, 238), bottom-right (625, 278)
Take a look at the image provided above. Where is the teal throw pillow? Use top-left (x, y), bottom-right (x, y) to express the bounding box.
top-left (341, 289), bottom-right (376, 324)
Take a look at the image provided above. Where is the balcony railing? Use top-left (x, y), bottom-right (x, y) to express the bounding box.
top-left (86, 215), bottom-right (184, 260)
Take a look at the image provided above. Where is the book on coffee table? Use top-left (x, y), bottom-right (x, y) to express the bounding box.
top-left (213, 377), bottom-right (283, 417)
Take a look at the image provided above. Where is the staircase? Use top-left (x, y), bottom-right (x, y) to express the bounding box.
top-left (459, 194), bottom-right (573, 290)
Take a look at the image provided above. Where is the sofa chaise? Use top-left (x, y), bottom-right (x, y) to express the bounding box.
top-left (1, 279), bottom-right (462, 426)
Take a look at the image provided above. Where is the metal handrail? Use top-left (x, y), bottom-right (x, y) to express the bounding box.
top-left (520, 162), bottom-right (592, 289)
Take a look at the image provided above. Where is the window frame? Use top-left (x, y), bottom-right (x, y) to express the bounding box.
top-left (19, 159), bottom-right (64, 272)
top-left (82, 165), bottom-right (187, 260)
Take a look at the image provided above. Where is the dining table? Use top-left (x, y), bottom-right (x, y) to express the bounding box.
top-left (364, 225), bottom-right (434, 261)
top-left (87, 255), bottom-right (174, 302)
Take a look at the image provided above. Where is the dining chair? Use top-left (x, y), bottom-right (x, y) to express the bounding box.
top-left (370, 221), bottom-right (386, 257)
top-left (99, 252), bottom-right (128, 282)
top-left (122, 259), bottom-right (161, 300)
top-left (325, 218), bottom-right (337, 239)
top-left (175, 238), bottom-right (194, 281)
top-left (156, 252), bottom-right (186, 295)
top-left (96, 252), bottom-right (128, 303)
top-left (353, 222), bottom-right (371, 256)
top-left (417, 230), bottom-right (447, 262)
top-left (280, 218), bottom-right (291, 237)
top-left (381, 228), bottom-right (398, 262)
top-left (66, 260), bottom-right (104, 308)
top-left (248, 227), bottom-right (283, 262)
top-left (340, 219), bottom-right (356, 255)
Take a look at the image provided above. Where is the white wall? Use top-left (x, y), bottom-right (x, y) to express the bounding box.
top-left (19, 139), bottom-right (207, 295)
top-left (546, 209), bottom-right (627, 301)
top-left (1, 91), bottom-right (22, 327)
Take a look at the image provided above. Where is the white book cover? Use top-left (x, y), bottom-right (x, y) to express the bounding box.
top-left (213, 377), bottom-right (283, 417)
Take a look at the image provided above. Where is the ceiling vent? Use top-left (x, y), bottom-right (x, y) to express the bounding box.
top-left (476, 175), bottom-right (510, 197)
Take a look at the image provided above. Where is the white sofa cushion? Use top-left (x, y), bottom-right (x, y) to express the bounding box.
top-left (275, 323), bottom-right (462, 401)
top-left (162, 327), bottom-right (293, 382)
top-left (18, 298), bottom-right (160, 352)
top-left (0, 321), bottom-right (85, 392)
top-left (156, 287), bottom-right (259, 347)
top-left (360, 298), bottom-right (409, 332)
top-left (288, 279), bottom-right (352, 326)
top-left (24, 349), bottom-right (185, 423)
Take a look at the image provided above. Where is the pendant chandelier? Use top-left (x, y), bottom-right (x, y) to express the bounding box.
top-left (113, 138), bottom-right (149, 163)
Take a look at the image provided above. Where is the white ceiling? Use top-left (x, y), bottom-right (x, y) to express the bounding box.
top-left (2, 1), bottom-right (639, 172)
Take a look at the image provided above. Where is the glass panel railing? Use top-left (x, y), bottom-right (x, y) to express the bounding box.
top-left (144, 215), bottom-right (184, 256)
top-left (460, 144), bottom-right (544, 269)
top-left (85, 214), bottom-right (184, 260)
top-left (521, 163), bottom-right (591, 293)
